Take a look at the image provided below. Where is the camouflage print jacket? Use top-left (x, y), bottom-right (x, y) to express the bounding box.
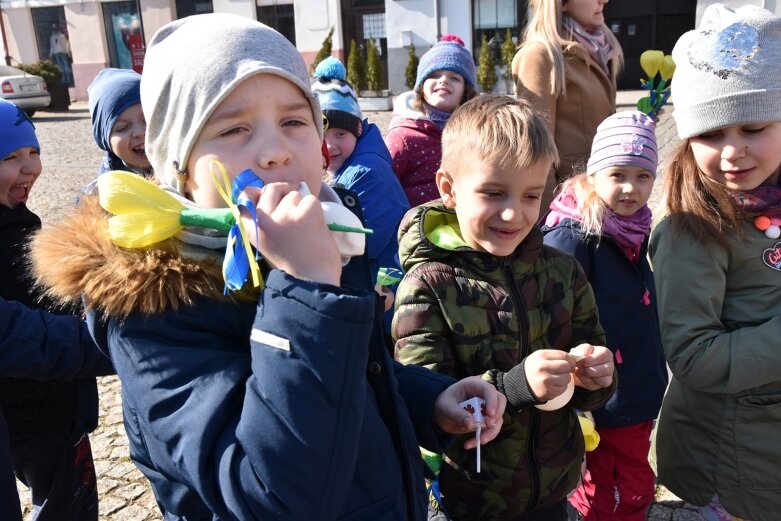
top-left (393, 202), bottom-right (614, 521)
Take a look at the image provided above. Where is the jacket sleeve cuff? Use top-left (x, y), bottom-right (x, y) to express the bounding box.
top-left (496, 359), bottom-right (544, 414)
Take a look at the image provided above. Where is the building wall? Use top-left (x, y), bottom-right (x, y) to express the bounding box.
top-left (65, 2), bottom-right (109, 101)
top-left (139, 0), bottom-right (175, 45)
top-left (214, 0), bottom-right (256, 20)
top-left (295, 0), bottom-right (343, 69)
top-left (2, 8), bottom-right (37, 64)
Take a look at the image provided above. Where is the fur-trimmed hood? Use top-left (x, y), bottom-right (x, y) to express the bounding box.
top-left (30, 195), bottom-right (226, 319)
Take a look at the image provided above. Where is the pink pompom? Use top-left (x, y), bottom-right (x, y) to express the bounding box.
top-left (440, 34), bottom-right (465, 46)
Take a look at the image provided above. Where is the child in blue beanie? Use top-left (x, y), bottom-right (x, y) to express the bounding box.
top-left (87, 68), bottom-right (151, 177)
top-left (31, 15), bottom-right (507, 520)
top-left (312, 57), bottom-right (409, 339)
top-left (0, 98), bottom-right (100, 520)
top-left (386, 34), bottom-right (478, 206)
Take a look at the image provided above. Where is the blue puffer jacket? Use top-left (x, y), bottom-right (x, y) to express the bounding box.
top-left (332, 121), bottom-right (410, 333)
top-left (542, 218), bottom-right (667, 428)
top-left (34, 188), bottom-right (454, 520)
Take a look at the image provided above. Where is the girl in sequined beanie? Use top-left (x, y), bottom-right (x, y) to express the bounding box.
top-left (650, 5), bottom-right (781, 521)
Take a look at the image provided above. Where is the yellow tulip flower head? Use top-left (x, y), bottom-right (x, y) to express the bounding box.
top-left (640, 50), bottom-right (664, 78)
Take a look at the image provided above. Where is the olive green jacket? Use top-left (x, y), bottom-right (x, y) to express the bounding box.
top-left (393, 203), bottom-right (613, 520)
top-left (650, 217), bottom-right (781, 521)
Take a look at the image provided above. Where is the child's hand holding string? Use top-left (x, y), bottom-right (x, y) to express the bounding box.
top-left (240, 182), bottom-right (342, 287)
top-left (570, 344), bottom-right (614, 390)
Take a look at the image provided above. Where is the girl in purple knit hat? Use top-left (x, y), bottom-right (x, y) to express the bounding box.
top-left (386, 34), bottom-right (477, 207)
top-left (541, 110), bottom-right (667, 521)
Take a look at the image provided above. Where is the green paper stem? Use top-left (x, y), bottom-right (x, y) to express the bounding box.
top-left (181, 208), bottom-right (235, 232)
top-left (180, 208), bottom-right (373, 235)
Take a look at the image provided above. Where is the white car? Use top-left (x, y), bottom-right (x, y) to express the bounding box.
top-left (0, 65), bottom-right (51, 117)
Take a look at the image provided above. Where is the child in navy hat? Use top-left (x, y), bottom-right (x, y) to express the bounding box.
top-left (0, 98), bottom-right (100, 520)
top-left (541, 110), bottom-right (666, 521)
top-left (386, 34), bottom-right (477, 207)
top-left (312, 57), bottom-right (409, 335)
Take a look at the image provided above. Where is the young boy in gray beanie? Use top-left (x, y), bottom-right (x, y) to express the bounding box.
top-left (649, 4), bottom-right (781, 521)
top-left (31, 13), bottom-right (506, 520)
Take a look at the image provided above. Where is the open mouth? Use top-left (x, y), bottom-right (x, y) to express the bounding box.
top-left (132, 144), bottom-right (147, 160)
top-left (9, 182), bottom-right (32, 203)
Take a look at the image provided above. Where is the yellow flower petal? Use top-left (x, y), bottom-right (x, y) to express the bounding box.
top-left (640, 50), bottom-right (664, 78)
top-left (660, 55), bottom-right (676, 81)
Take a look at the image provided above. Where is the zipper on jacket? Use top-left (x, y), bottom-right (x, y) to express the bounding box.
top-left (502, 258), bottom-right (540, 510)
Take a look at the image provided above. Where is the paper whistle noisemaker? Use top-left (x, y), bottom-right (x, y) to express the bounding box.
top-left (459, 397), bottom-right (486, 473)
top-left (96, 162), bottom-right (372, 293)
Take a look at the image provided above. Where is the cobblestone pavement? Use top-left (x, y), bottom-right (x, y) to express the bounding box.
top-left (16, 97), bottom-right (694, 520)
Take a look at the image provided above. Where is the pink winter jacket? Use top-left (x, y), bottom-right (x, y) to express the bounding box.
top-left (386, 91), bottom-right (443, 207)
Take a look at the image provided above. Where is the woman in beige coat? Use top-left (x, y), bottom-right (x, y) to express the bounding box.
top-left (512, 0), bottom-right (622, 214)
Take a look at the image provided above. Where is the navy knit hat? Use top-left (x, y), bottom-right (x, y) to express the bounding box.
top-left (87, 68), bottom-right (142, 172)
top-left (312, 57), bottom-right (363, 138)
top-left (0, 98), bottom-right (40, 160)
top-left (415, 34), bottom-right (476, 90)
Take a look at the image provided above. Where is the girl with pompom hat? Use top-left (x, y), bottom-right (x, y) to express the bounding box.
top-left (386, 34), bottom-right (477, 207)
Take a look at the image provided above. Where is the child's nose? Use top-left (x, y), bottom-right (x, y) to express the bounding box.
top-left (257, 133), bottom-right (292, 169)
top-left (721, 142), bottom-right (747, 161)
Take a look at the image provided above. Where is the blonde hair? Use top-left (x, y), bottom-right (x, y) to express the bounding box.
top-left (441, 94), bottom-right (558, 174)
top-left (523, 0), bottom-right (623, 97)
top-left (663, 141), bottom-right (747, 246)
top-left (557, 173), bottom-right (608, 236)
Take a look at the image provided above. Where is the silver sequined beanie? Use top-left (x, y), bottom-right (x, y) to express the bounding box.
top-left (672, 4), bottom-right (781, 140)
top-left (141, 13), bottom-right (323, 194)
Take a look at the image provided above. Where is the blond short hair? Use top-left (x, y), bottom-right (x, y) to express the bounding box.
top-left (441, 94), bottom-right (558, 174)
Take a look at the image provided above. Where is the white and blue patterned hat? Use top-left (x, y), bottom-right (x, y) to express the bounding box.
top-left (312, 57), bottom-right (363, 138)
top-left (672, 3), bottom-right (781, 139)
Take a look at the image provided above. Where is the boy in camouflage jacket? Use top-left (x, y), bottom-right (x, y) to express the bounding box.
top-left (393, 95), bottom-right (616, 521)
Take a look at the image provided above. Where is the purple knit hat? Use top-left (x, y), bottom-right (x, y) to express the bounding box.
top-left (415, 34), bottom-right (476, 89)
top-left (586, 111), bottom-right (658, 176)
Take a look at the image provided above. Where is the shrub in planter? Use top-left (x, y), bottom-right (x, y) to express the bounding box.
top-left (365, 39), bottom-right (382, 93)
top-left (312, 27), bottom-right (335, 73)
top-left (477, 34), bottom-right (497, 93)
top-left (405, 43), bottom-right (419, 90)
top-left (16, 60), bottom-right (69, 110)
top-left (346, 39), bottom-right (365, 91)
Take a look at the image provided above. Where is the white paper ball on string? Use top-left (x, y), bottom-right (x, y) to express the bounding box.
top-left (535, 375), bottom-right (575, 411)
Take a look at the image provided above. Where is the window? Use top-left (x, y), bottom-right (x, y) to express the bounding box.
top-left (257, 3), bottom-right (296, 46)
top-left (102, 1), bottom-right (145, 73)
top-left (31, 6), bottom-right (73, 86)
top-left (471, 0), bottom-right (525, 63)
top-left (175, 0), bottom-right (214, 19)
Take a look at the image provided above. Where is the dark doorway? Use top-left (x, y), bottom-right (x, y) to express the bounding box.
top-left (258, 3), bottom-right (296, 46)
top-left (604, 0), bottom-right (695, 89)
top-left (341, 0), bottom-right (387, 91)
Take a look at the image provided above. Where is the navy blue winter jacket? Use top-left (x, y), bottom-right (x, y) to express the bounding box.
top-left (44, 188), bottom-right (456, 520)
top-left (542, 219), bottom-right (667, 428)
top-left (0, 298), bottom-right (114, 521)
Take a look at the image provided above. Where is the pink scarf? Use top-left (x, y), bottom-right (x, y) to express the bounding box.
top-left (546, 189), bottom-right (652, 262)
top-left (564, 15), bottom-right (614, 74)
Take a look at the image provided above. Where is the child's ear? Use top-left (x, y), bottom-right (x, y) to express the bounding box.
top-left (436, 169), bottom-right (457, 208)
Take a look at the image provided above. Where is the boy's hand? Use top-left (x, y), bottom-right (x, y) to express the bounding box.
top-left (571, 344), bottom-right (614, 390)
top-left (374, 284), bottom-right (394, 312)
top-left (524, 349), bottom-right (577, 401)
top-left (241, 182), bottom-right (341, 286)
top-left (433, 376), bottom-right (506, 449)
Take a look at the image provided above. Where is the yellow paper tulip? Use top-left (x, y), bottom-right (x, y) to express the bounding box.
top-left (640, 50), bottom-right (664, 78)
top-left (660, 54), bottom-right (676, 81)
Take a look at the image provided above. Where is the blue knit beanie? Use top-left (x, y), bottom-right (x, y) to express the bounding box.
top-left (415, 34), bottom-right (476, 90)
top-left (87, 68), bottom-right (142, 154)
top-left (0, 98), bottom-right (40, 160)
top-left (312, 57), bottom-right (363, 138)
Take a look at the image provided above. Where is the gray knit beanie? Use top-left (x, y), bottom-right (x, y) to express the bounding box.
top-left (672, 4), bottom-right (781, 140)
top-left (141, 13), bottom-right (323, 194)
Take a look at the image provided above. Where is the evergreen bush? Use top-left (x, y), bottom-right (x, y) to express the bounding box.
top-left (346, 39), bottom-right (365, 91)
top-left (477, 34), bottom-right (497, 92)
top-left (404, 43), bottom-right (419, 90)
top-left (312, 27), bottom-right (335, 72)
top-left (366, 39), bottom-right (382, 92)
